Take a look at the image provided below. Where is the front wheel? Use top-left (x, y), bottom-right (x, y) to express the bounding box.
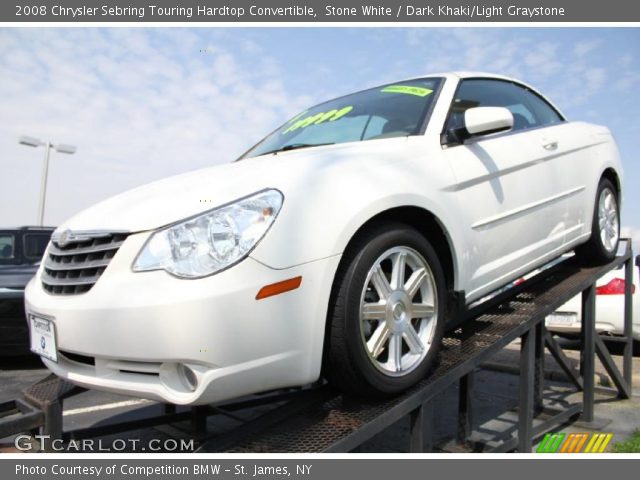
top-left (324, 225), bottom-right (446, 397)
top-left (576, 178), bottom-right (620, 265)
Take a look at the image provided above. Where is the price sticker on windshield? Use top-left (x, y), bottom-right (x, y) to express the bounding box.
top-left (283, 106), bottom-right (353, 134)
top-left (381, 85), bottom-right (433, 97)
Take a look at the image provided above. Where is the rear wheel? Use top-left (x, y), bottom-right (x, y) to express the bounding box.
top-left (324, 224), bottom-right (446, 397)
top-left (576, 178), bottom-right (620, 265)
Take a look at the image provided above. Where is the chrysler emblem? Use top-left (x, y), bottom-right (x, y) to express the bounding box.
top-left (57, 229), bottom-right (72, 247)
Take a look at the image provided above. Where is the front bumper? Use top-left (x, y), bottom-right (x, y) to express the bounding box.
top-left (25, 231), bottom-right (341, 405)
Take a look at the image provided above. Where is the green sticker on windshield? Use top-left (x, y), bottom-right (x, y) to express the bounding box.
top-left (285, 110), bottom-right (308, 125)
top-left (283, 106), bottom-right (353, 134)
top-left (381, 85), bottom-right (433, 97)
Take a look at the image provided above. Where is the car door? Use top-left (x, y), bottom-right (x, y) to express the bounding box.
top-left (510, 86), bottom-right (596, 248)
top-left (441, 78), bottom-right (569, 301)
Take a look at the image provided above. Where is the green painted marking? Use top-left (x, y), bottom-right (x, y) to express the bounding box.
top-left (536, 433), bottom-right (553, 453)
top-left (549, 433), bottom-right (566, 453)
top-left (542, 433), bottom-right (558, 453)
top-left (381, 85), bottom-right (433, 97)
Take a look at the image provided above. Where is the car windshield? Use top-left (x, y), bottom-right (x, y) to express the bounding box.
top-left (241, 77), bottom-right (442, 159)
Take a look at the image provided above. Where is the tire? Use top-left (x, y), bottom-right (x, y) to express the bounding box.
top-left (575, 178), bottom-right (620, 265)
top-left (324, 224), bottom-right (446, 397)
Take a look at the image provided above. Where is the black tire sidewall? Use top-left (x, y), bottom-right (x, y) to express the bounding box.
top-left (590, 178), bottom-right (620, 261)
top-left (337, 226), bottom-right (446, 394)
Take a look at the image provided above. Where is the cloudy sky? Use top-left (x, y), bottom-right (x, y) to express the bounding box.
top-left (1, 27), bottom-right (639, 243)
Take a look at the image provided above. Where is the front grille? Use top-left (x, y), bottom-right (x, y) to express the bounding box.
top-left (42, 232), bottom-right (128, 295)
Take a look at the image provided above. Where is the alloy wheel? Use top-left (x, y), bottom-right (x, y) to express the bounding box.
top-left (359, 246), bottom-right (438, 377)
top-left (598, 187), bottom-right (619, 253)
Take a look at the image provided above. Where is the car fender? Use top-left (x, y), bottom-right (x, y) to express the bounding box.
top-left (251, 151), bottom-right (466, 288)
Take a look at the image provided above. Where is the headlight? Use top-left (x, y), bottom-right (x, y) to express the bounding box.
top-left (132, 189), bottom-right (283, 278)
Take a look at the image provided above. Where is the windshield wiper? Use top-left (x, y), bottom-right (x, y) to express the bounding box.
top-left (260, 142), bottom-right (334, 156)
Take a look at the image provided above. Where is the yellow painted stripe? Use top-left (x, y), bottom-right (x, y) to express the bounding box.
top-left (598, 433), bottom-right (613, 453)
top-left (560, 434), bottom-right (576, 453)
top-left (591, 433), bottom-right (605, 453)
top-left (573, 433), bottom-right (589, 453)
top-left (584, 433), bottom-right (599, 453)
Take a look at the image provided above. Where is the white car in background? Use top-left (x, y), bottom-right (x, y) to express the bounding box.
top-left (546, 255), bottom-right (640, 341)
top-left (25, 72), bottom-right (623, 405)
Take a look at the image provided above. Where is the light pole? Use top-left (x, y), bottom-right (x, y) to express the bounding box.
top-left (19, 136), bottom-right (76, 226)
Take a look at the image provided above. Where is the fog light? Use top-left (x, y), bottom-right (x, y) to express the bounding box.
top-left (178, 364), bottom-right (198, 392)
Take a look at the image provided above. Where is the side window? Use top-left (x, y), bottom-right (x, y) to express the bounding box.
top-left (0, 234), bottom-right (15, 260)
top-left (24, 234), bottom-right (50, 260)
top-left (520, 88), bottom-right (564, 127)
top-left (445, 79), bottom-right (564, 135)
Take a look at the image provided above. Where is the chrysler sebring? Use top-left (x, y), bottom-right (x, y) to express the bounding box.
top-left (25, 72), bottom-right (622, 404)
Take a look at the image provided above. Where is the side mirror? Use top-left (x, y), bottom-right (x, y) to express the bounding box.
top-left (443, 106), bottom-right (514, 145)
top-left (464, 107), bottom-right (514, 136)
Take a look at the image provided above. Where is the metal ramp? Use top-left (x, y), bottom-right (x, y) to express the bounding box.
top-left (1, 242), bottom-right (635, 453)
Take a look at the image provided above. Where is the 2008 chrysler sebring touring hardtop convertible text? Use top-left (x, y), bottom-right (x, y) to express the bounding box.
top-left (25, 72), bottom-right (622, 405)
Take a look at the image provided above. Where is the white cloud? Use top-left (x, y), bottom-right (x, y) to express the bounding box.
top-left (1, 27), bottom-right (639, 237)
top-left (0, 28), bottom-right (311, 226)
top-left (397, 29), bottom-right (620, 110)
top-left (573, 39), bottom-right (601, 56)
top-left (614, 71), bottom-right (640, 92)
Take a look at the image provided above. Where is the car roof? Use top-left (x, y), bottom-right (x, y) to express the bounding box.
top-left (395, 71), bottom-right (566, 119)
top-left (398, 71), bottom-right (520, 83)
top-left (389, 71), bottom-right (547, 96)
top-left (452, 71), bottom-right (517, 81)
top-left (0, 226), bottom-right (56, 232)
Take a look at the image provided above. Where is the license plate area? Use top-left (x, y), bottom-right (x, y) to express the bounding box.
top-left (546, 312), bottom-right (578, 326)
top-left (29, 314), bottom-right (58, 362)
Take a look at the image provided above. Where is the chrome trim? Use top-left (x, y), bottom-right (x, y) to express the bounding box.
top-left (52, 229), bottom-right (125, 247)
top-left (48, 240), bottom-right (126, 256)
top-left (39, 274), bottom-right (101, 287)
top-left (43, 258), bottom-right (112, 271)
top-left (42, 231), bottom-right (128, 295)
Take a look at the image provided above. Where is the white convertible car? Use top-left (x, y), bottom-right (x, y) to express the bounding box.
top-left (25, 72), bottom-right (623, 405)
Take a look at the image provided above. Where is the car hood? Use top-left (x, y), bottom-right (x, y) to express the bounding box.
top-left (58, 139), bottom-right (411, 233)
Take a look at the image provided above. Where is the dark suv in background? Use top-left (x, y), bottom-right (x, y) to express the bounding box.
top-left (0, 226), bottom-right (53, 356)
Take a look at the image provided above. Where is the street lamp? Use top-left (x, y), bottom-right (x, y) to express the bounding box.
top-left (19, 136), bottom-right (77, 226)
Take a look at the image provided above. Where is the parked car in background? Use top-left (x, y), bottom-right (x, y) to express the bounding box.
top-left (546, 254), bottom-right (640, 342)
top-left (25, 72), bottom-right (623, 404)
top-left (0, 226), bottom-right (54, 356)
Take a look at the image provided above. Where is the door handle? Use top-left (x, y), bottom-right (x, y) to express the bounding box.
top-left (542, 138), bottom-right (558, 150)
